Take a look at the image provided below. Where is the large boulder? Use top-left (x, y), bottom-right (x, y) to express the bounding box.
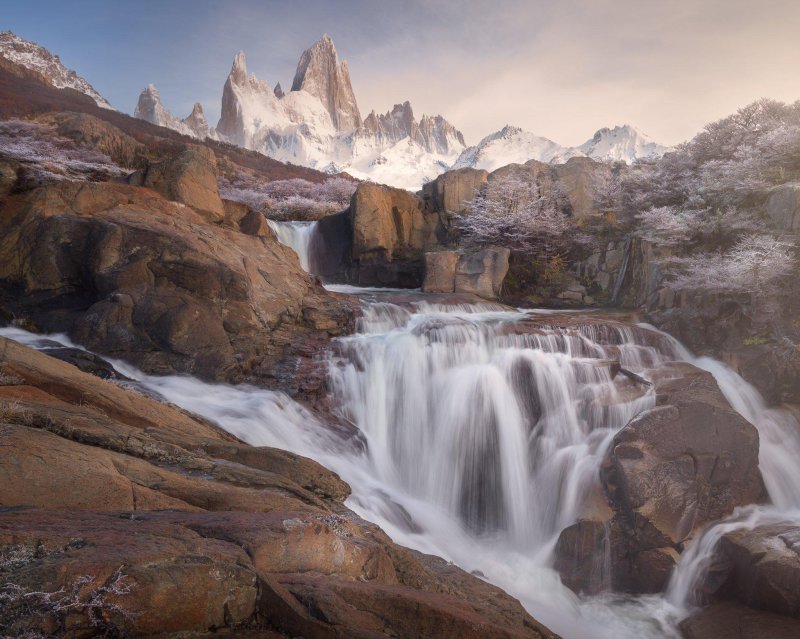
top-left (552, 156), bottom-right (614, 219)
top-left (454, 248), bottom-right (510, 299)
top-left (0, 339), bottom-right (558, 639)
top-left (554, 363), bottom-right (763, 594)
top-left (421, 167), bottom-right (488, 213)
top-left (349, 182), bottom-right (444, 286)
top-left (47, 111), bottom-right (146, 169)
top-left (423, 249), bottom-right (511, 299)
top-left (0, 180), bottom-right (355, 390)
top-left (766, 183), bottom-right (800, 232)
top-left (423, 250), bottom-right (460, 293)
top-left (128, 145), bottom-right (225, 221)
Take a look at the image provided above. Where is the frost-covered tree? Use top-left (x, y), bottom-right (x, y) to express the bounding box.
top-left (456, 171), bottom-right (573, 260)
top-left (218, 174), bottom-right (356, 220)
top-left (667, 234), bottom-right (796, 312)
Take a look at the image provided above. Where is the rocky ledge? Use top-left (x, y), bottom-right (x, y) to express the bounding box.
top-left (0, 337), bottom-right (558, 638)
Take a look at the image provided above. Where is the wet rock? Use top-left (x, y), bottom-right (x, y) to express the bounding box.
top-left (555, 363), bottom-right (763, 594)
top-left (703, 523), bottom-right (800, 618)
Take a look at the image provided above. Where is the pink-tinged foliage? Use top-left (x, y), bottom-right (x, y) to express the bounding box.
top-left (667, 235), bottom-right (796, 303)
top-left (635, 205), bottom-right (762, 248)
top-left (0, 119), bottom-right (124, 182)
top-left (218, 173), bottom-right (356, 220)
top-left (456, 171), bottom-right (575, 259)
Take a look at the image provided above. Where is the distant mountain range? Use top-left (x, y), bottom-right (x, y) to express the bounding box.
top-left (0, 31), bottom-right (672, 190)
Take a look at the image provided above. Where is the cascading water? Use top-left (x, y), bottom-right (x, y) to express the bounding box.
top-left (3, 290), bottom-right (800, 639)
top-left (266, 219), bottom-right (318, 272)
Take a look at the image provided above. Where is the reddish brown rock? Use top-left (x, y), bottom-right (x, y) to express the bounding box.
top-left (0, 180), bottom-right (355, 389)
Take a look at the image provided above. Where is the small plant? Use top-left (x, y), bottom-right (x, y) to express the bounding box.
top-left (743, 335), bottom-right (770, 346)
top-left (0, 567), bottom-right (135, 638)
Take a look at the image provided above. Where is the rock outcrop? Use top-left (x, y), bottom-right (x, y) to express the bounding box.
top-left (182, 101), bottom-right (210, 138)
top-left (0, 337), bottom-right (558, 639)
top-left (421, 167), bottom-right (488, 213)
top-left (349, 182), bottom-right (444, 286)
top-left (423, 249), bottom-right (510, 299)
top-left (127, 145), bottom-right (225, 220)
top-left (554, 364), bottom-right (763, 594)
top-left (0, 178), bottom-right (355, 391)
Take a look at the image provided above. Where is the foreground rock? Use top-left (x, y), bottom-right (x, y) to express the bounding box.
top-left (0, 338), bottom-right (557, 639)
top-left (0, 179), bottom-right (355, 390)
top-left (554, 364), bottom-right (763, 594)
top-left (680, 602), bottom-right (800, 639)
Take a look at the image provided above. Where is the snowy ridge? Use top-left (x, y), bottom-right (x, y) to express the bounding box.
top-left (134, 84), bottom-right (218, 140)
top-left (0, 30), bottom-right (114, 110)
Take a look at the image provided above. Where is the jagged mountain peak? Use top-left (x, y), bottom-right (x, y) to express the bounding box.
top-left (291, 33), bottom-right (361, 131)
top-left (0, 30), bottom-right (114, 110)
top-left (274, 82), bottom-right (284, 98)
top-left (134, 83), bottom-right (197, 138)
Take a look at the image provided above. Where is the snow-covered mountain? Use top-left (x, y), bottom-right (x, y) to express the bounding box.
top-left (136, 34), bottom-right (466, 190)
top-left (134, 84), bottom-right (215, 139)
top-left (0, 31), bottom-right (114, 110)
top-left (452, 125), bottom-right (577, 172)
top-left (578, 124), bottom-right (670, 162)
top-left (454, 124), bottom-right (670, 172)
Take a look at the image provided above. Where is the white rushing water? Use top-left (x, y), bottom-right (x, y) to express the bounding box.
top-left (266, 219), bottom-right (318, 272)
top-left (3, 291), bottom-right (800, 639)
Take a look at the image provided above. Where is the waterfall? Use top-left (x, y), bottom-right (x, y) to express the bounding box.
top-left (267, 219), bottom-right (318, 273)
top-left (610, 236), bottom-right (632, 304)
top-left (4, 292), bottom-right (800, 639)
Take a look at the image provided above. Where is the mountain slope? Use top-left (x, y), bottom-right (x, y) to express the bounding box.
top-left (0, 31), bottom-right (114, 110)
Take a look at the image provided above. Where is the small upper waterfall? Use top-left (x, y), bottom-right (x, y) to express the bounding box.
top-left (267, 219), bottom-right (319, 273)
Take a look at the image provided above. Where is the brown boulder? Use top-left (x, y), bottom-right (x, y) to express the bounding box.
top-left (128, 145), bottom-right (225, 221)
top-left (701, 523), bottom-right (800, 618)
top-left (422, 250), bottom-right (459, 293)
top-left (454, 248), bottom-right (510, 299)
top-left (0, 181), bottom-right (355, 388)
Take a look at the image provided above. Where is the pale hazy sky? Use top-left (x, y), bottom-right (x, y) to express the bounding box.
top-left (4, 0), bottom-right (800, 146)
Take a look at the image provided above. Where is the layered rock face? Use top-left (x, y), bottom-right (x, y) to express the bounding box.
top-left (0, 153), bottom-right (356, 390)
top-left (554, 364), bottom-right (763, 594)
top-left (0, 338), bottom-right (557, 639)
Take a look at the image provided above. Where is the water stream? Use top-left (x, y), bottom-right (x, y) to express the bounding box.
top-left (2, 289), bottom-right (800, 638)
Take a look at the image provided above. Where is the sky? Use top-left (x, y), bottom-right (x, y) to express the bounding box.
top-left (3, 0), bottom-right (800, 147)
